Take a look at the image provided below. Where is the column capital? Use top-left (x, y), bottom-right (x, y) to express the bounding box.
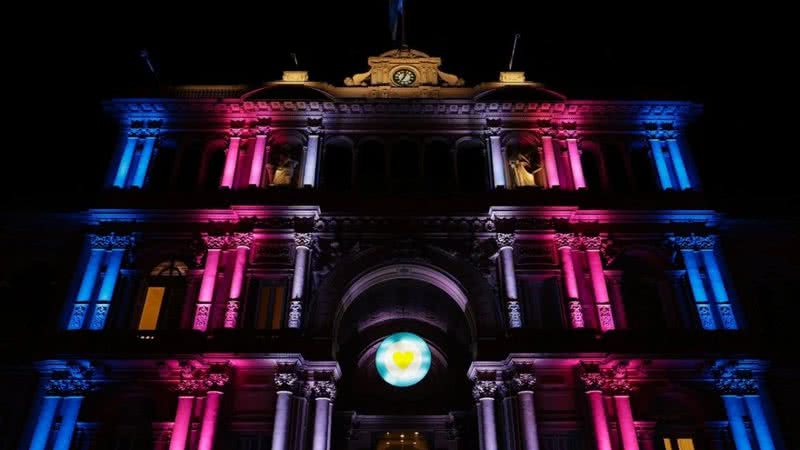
top-left (174, 361), bottom-right (208, 396)
top-left (509, 372), bottom-right (537, 394)
top-left (578, 362), bottom-right (634, 395)
top-left (712, 362), bottom-right (759, 395)
top-left (306, 380), bottom-right (337, 400)
top-left (554, 232), bottom-right (575, 249)
top-left (306, 117), bottom-right (324, 135)
top-left (671, 234), bottom-right (717, 251)
top-left (204, 362), bottom-right (232, 391)
top-left (495, 232), bottom-right (516, 248)
top-left (232, 232), bottom-right (254, 248)
top-left (472, 379), bottom-right (504, 400)
top-left (294, 232), bottom-right (317, 249)
top-left (89, 233), bottom-right (134, 250)
top-left (203, 234), bottom-right (230, 250)
top-left (45, 362), bottom-right (96, 396)
top-left (643, 121), bottom-right (678, 140)
top-left (575, 235), bottom-right (603, 251)
top-left (254, 117), bottom-right (272, 135)
top-left (485, 117), bottom-right (503, 136)
top-left (129, 120), bottom-right (162, 138)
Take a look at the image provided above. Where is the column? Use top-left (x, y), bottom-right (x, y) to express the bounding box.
top-left (489, 133), bottom-right (507, 188)
top-left (513, 373), bottom-right (540, 450)
top-left (541, 135), bottom-right (560, 188)
top-left (220, 135), bottom-right (242, 188)
top-left (672, 236), bottom-right (718, 330)
top-left (566, 138), bottom-right (586, 189)
top-left (743, 395), bottom-right (775, 450)
top-left (496, 233), bottom-right (521, 328)
top-left (113, 134), bottom-right (139, 187)
top-left (270, 370), bottom-right (298, 450)
top-left (198, 391), bottom-right (223, 450)
top-left (699, 246), bottom-right (738, 329)
top-left (52, 396), bottom-right (84, 450)
top-left (131, 135), bottom-right (157, 188)
top-left (194, 236), bottom-right (225, 331)
top-left (68, 245), bottom-right (105, 330)
top-left (289, 233), bottom-right (314, 329)
top-left (89, 246), bottom-right (125, 330)
top-left (29, 396), bottom-right (60, 450)
top-left (586, 391), bottom-right (612, 450)
top-left (584, 237), bottom-right (615, 331)
top-left (169, 395), bottom-right (195, 450)
top-left (302, 132), bottom-right (320, 187)
top-left (249, 131), bottom-right (269, 187)
top-left (225, 233), bottom-right (252, 328)
top-left (473, 380), bottom-right (499, 450)
top-left (722, 395), bottom-right (752, 450)
top-left (309, 381), bottom-right (336, 450)
top-left (665, 139), bottom-right (692, 190)
top-left (556, 233), bottom-right (584, 328)
top-left (648, 139), bottom-right (673, 190)
top-left (614, 394), bottom-right (639, 450)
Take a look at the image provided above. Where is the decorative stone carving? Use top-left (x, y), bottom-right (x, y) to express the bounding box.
top-left (89, 304), bottom-right (109, 330)
top-left (643, 122), bottom-right (678, 140)
top-left (294, 232), bottom-right (316, 249)
top-left (496, 233), bottom-right (516, 249)
top-left (45, 362), bottom-right (96, 396)
top-left (306, 117), bottom-right (323, 135)
top-left (578, 363), bottom-right (606, 392)
top-left (343, 49), bottom-right (464, 87)
top-left (89, 233), bottom-right (134, 250)
top-left (604, 365), bottom-right (634, 395)
top-left (232, 232), bottom-right (253, 248)
top-left (696, 304), bottom-right (716, 330)
top-left (287, 300), bottom-right (302, 328)
top-left (254, 117), bottom-right (271, 135)
top-left (68, 304), bottom-right (88, 330)
top-left (472, 380), bottom-right (503, 400)
top-left (307, 380), bottom-right (337, 400)
top-left (175, 362), bottom-right (207, 395)
top-left (597, 304), bottom-right (614, 331)
top-left (274, 372), bottom-right (300, 392)
top-left (193, 304), bottom-right (210, 331)
top-left (713, 363), bottom-right (758, 395)
top-left (507, 301), bottom-right (522, 328)
top-left (204, 235), bottom-right (230, 250)
top-left (510, 372), bottom-right (537, 393)
top-left (718, 304), bottom-right (737, 329)
top-left (568, 300), bottom-right (585, 328)
top-left (223, 301), bottom-right (240, 328)
top-left (578, 362), bottom-right (634, 395)
top-left (671, 235), bottom-right (716, 251)
top-left (555, 233), bottom-right (575, 249)
top-left (205, 362), bottom-right (232, 391)
top-left (576, 235), bottom-right (603, 251)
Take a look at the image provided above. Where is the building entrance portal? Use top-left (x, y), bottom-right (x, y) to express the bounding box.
top-left (334, 413), bottom-right (465, 450)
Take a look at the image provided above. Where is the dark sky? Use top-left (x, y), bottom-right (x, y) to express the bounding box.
top-left (7, 3), bottom-right (794, 215)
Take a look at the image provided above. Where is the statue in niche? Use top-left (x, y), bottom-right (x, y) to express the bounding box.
top-left (267, 146), bottom-right (299, 186)
top-left (507, 148), bottom-right (543, 187)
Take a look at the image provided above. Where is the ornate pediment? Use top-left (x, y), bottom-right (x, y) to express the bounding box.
top-left (344, 48), bottom-right (464, 87)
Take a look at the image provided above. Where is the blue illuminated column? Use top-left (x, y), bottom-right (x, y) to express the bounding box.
top-left (699, 246), bottom-right (738, 330)
top-left (52, 396), bottom-right (84, 450)
top-left (743, 394), bottom-right (776, 450)
top-left (679, 249), bottom-right (717, 330)
top-left (722, 395), bottom-right (753, 450)
top-left (29, 395), bottom-right (60, 450)
top-left (89, 247), bottom-right (125, 330)
top-left (489, 133), bottom-right (507, 188)
top-left (302, 131), bottom-right (320, 187)
top-left (648, 139), bottom-right (674, 190)
top-left (496, 233), bottom-right (521, 328)
top-left (665, 138), bottom-right (692, 190)
top-left (130, 135), bottom-right (157, 188)
top-left (68, 244), bottom-right (106, 330)
top-left (112, 133), bottom-right (139, 188)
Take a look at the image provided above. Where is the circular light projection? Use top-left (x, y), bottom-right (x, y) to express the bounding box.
top-left (375, 332), bottom-right (431, 387)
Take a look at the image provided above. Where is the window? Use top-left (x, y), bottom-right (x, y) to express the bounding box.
top-left (251, 284), bottom-right (287, 330)
top-left (138, 287), bottom-right (164, 330)
top-left (663, 438), bottom-right (695, 450)
top-left (137, 260), bottom-right (187, 330)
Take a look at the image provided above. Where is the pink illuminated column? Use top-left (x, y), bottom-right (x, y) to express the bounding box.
top-left (198, 391), bottom-right (222, 450)
top-left (541, 135), bottom-right (561, 188)
top-left (249, 129), bottom-right (269, 187)
top-left (556, 233), bottom-right (584, 328)
top-left (566, 138), bottom-right (586, 189)
top-left (225, 233), bottom-right (252, 328)
top-left (309, 381), bottom-right (336, 450)
top-left (220, 134), bottom-right (241, 189)
top-left (614, 394), bottom-right (639, 450)
top-left (194, 236), bottom-right (226, 331)
top-left (586, 391), bottom-right (612, 450)
top-left (289, 233), bottom-right (314, 329)
top-left (473, 380), bottom-right (499, 450)
top-left (169, 395), bottom-right (195, 450)
top-left (584, 237), bottom-right (615, 331)
top-left (496, 233), bottom-right (521, 328)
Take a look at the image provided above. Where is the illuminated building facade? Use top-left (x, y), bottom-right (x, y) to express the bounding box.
top-left (1, 48), bottom-right (791, 450)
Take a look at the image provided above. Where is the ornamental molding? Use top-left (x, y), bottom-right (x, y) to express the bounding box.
top-left (203, 234), bottom-right (230, 250)
top-left (127, 120), bottom-right (162, 138)
top-left (555, 233), bottom-right (604, 251)
top-left (232, 232), bottom-right (254, 248)
top-left (671, 234), bottom-right (717, 251)
top-left (306, 380), bottom-right (337, 400)
top-left (643, 122), bottom-right (679, 140)
top-left (554, 232), bottom-right (575, 249)
top-left (578, 362), bottom-right (633, 395)
top-left (45, 362), bottom-right (96, 396)
top-left (306, 117), bottom-right (324, 135)
top-left (294, 232), bottom-right (316, 249)
top-left (509, 369), bottom-right (537, 394)
top-left (89, 233), bottom-right (134, 250)
top-left (472, 380), bottom-right (505, 400)
top-left (495, 233), bottom-right (516, 248)
top-left (712, 362), bottom-right (758, 395)
top-left (174, 361), bottom-right (232, 395)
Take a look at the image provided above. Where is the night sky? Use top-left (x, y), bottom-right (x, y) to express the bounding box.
top-left (6, 3), bottom-right (793, 216)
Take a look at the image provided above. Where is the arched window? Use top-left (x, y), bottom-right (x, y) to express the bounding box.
top-left (321, 137), bottom-right (354, 191)
top-left (423, 139), bottom-right (453, 192)
top-left (137, 259), bottom-right (188, 331)
top-left (456, 139), bottom-right (488, 192)
top-left (266, 137), bottom-right (303, 187)
top-left (609, 248), bottom-right (676, 330)
top-left (389, 139), bottom-right (420, 191)
top-left (356, 139), bottom-right (386, 191)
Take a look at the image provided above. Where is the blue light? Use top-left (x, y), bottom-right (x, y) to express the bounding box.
top-left (113, 136), bottom-right (138, 188)
top-left (375, 332), bottom-right (431, 388)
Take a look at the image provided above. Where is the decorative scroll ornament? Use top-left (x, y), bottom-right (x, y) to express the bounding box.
top-left (204, 234), bottom-right (230, 250)
top-left (89, 233), bottom-right (134, 250)
top-left (294, 232), bottom-right (316, 249)
top-left (554, 233), bottom-right (575, 249)
top-left (643, 122), bottom-right (678, 140)
top-left (204, 362), bottom-right (232, 391)
top-left (175, 362), bottom-right (207, 395)
top-left (507, 301), bottom-right (522, 328)
top-left (307, 380), bottom-right (337, 400)
top-left (576, 235), bottom-right (603, 251)
top-left (45, 362), bottom-right (96, 396)
top-left (232, 232), bottom-right (254, 248)
top-left (578, 363), bottom-right (606, 392)
top-left (604, 364), bottom-right (633, 395)
top-left (472, 377), bottom-right (504, 400)
top-left (713, 363), bottom-right (758, 395)
top-left (495, 233), bottom-right (516, 249)
top-left (510, 372), bottom-right (537, 394)
top-left (223, 301), bottom-right (240, 328)
top-left (193, 304), bottom-right (210, 331)
top-left (671, 234), bottom-right (717, 251)
top-left (597, 304), bottom-right (615, 331)
top-left (287, 300), bottom-right (302, 328)
top-left (578, 362), bottom-right (634, 395)
top-left (569, 300), bottom-right (585, 328)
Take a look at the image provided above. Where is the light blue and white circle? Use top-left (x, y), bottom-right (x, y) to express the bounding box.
top-left (375, 332), bottom-right (432, 387)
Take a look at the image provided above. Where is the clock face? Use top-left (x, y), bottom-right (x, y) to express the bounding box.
top-left (392, 68), bottom-right (416, 86)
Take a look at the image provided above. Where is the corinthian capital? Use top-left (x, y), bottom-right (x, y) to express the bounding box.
top-left (89, 233), bottom-right (134, 250)
top-left (204, 362), bottom-right (232, 391)
top-left (471, 376), bottom-right (505, 400)
top-left (45, 362), bottom-right (96, 396)
top-left (203, 234), bottom-right (230, 250)
top-left (554, 233), bottom-right (575, 249)
top-left (495, 233), bottom-right (516, 248)
top-left (233, 232), bottom-right (254, 248)
top-left (306, 380), bottom-right (337, 400)
top-left (575, 235), bottom-right (603, 251)
top-left (671, 234), bottom-right (717, 251)
top-left (712, 363), bottom-right (758, 395)
top-left (510, 372), bottom-right (537, 394)
top-left (294, 232), bottom-right (316, 249)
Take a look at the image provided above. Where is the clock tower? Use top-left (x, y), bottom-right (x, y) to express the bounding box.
top-left (344, 48), bottom-right (464, 87)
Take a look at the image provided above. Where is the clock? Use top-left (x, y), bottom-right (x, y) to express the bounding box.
top-left (392, 68), bottom-right (416, 86)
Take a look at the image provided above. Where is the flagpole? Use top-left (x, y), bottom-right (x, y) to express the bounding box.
top-left (400, 6), bottom-right (407, 49)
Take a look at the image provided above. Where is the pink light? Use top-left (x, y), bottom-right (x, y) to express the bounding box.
top-left (228, 246), bottom-right (249, 301)
top-left (614, 395), bottom-right (639, 450)
top-left (566, 138), bottom-right (586, 189)
top-left (168, 396), bottom-right (194, 450)
top-left (248, 135), bottom-right (267, 186)
top-left (587, 391), bottom-right (612, 450)
top-left (198, 391), bottom-right (222, 450)
top-left (198, 249), bottom-right (221, 303)
top-left (587, 250), bottom-right (615, 331)
top-left (541, 136), bottom-right (560, 188)
top-left (558, 247), bottom-right (580, 299)
top-left (220, 137), bottom-right (241, 188)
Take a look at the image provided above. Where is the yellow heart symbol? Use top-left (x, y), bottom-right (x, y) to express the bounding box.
top-left (392, 351), bottom-right (414, 369)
